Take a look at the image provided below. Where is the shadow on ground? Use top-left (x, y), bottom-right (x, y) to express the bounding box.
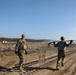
top-left (0, 66), bottom-right (12, 72)
top-left (24, 66), bottom-right (57, 71)
top-left (0, 66), bottom-right (58, 73)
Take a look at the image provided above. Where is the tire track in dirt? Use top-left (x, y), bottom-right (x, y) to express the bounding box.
top-left (23, 49), bottom-right (76, 75)
top-left (49, 53), bottom-right (76, 75)
top-left (0, 49), bottom-right (76, 75)
top-left (62, 58), bottom-right (76, 75)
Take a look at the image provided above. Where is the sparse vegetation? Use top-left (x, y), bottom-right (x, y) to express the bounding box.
top-left (0, 42), bottom-right (76, 75)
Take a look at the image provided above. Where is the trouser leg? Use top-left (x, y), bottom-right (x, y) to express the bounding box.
top-left (56, 52), bottom-right (62, 69)
top-left (18, 53), bottom-right (25, 70)
top-left (57, 56), bottom-right (61, 67)
top-left (61, 54), bottom-right (65, 66)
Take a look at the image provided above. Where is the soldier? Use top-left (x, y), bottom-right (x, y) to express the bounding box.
top-left (48, 36), bottom-right (73, 70)
top-left (54, 36), bottom-right (73, 69)
top-left (15, 34), bottom-right (28, 72)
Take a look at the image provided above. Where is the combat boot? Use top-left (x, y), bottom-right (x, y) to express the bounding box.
top-left (61, 62), bottom-right (64, 67)
top-left (19, 67), bottom-right (25, 72)
top-left (56, 65), bottom-right (59, 70)
top-left (56, 62), bottom-right (60, 70)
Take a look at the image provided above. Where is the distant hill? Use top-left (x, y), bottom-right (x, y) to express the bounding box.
top-left (0, 37), bottom-right (76, 44)
top-left (0, 37), bottom-right (50, 42)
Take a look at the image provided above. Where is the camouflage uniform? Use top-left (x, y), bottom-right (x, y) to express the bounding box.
top-left (15, 38), bottom-right (27, 70)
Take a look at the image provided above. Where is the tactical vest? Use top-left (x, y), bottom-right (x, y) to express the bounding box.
top-left (19, 39), bottom-right (27, 50)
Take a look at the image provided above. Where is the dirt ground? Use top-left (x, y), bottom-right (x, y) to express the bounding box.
top-left (0, 42), bottom-right (76, 75)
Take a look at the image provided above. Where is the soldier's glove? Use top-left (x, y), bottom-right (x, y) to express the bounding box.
top-left (70, 40), bottom-right (73, 44)
top-left (25, 51), bottom-right (28, 55)
top-left (15, 51), bottom-right (18, 55)
top-left (48, 42), bottom-right (51, 46)
top-left (53, 41), bottom-right (55, 44)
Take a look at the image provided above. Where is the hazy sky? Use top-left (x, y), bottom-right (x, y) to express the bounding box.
top-left (0, 0), bottom-right (76, 40)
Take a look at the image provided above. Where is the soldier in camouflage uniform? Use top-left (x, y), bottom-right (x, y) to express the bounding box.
top-left (53, 36), bottom-right (73, 69)
top-left (15, 34), bottom-right (27, 72)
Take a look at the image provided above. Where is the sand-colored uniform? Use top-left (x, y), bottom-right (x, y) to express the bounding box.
top-left (15, 38), bottom-right (27, 69)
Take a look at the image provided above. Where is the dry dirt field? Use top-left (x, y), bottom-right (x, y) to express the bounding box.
top-left (0, 42), bottom-right (76, 75)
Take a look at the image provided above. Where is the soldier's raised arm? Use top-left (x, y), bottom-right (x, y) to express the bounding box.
top-left (48, 42), bottom-right (51, 46)
top-left (53, 41), bottom-right (58, 47)
top-left (65, 40), bottom-right (73, 47)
